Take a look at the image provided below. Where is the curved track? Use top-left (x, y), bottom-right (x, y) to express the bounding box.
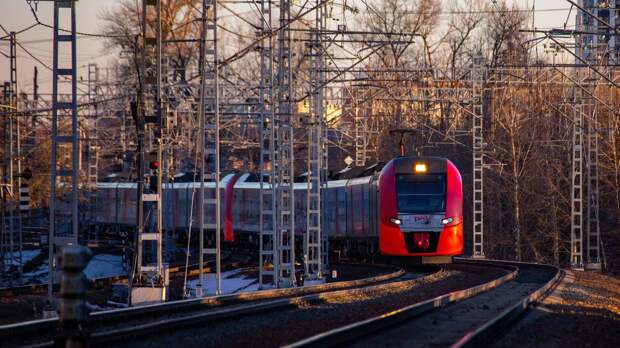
top-left (287, 258), bottom-right (560, 348)
top-left (91, 263), bottom-right (503, 347)
top-left (0, 263), bottom-right (407, 348)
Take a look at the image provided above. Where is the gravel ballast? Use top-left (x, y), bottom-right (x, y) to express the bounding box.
top-left (493, 270), bottom-right (620, 348)
top-left (114, 264), bottom-right (506, 348)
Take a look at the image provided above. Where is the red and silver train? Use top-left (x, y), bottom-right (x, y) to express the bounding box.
top-left (97, 156), bottom-right (463, 263)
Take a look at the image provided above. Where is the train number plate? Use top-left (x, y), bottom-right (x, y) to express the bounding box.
top-left (401, 215), bottom-right (432, 226)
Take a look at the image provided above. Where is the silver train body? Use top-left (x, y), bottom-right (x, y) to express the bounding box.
top-left (96, 173), bottom-right (380, 241)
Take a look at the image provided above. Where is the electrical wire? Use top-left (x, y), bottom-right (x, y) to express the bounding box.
top-left (0, 23), bottom-right (40, 41)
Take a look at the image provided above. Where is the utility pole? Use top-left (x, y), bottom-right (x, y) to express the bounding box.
top-left (10, 31), bottom-right (23, 281)
top-left (87, 64), bottom-right (99, 245)
top-left (471, 53), bottom-right (485, 259)
top-left (1, 82), bottom-right (9, 283)
top-left (579, 1), bottom-right (600, 271)
top-left (575, 1), bottom-right (602, 271)
top-left (258, 0), bottom-right (277, 289)
top-left (131, 0), bottom-right (166, 304)
top-left (0, 32), bottom-right (21, 285)
top-left (197, 0), bottom-right (221, 296)
top-left (353, 88), bottom-right (365, 167)
top-left (1, 32), bottom-right (20, 284)
top-left (585, 69), bottom-right (601, 270)
top-left (304, 0), bottom-right (326, 280)
top-left (570, 70), bottom-right (585, 270)
top-left (32, 66), bottom-right (38, 128)
top-left (48, 0), bottom-right (80, 302)
top-left (275, 0), bottom-right (296, 287)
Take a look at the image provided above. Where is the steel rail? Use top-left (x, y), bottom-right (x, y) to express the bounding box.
top-left (284, 259), bottom-right (520, 348)
top-left (87, 266), bottom-right (420, 345)
top-left (450, 263), bottom-right (562, 348)
top-left (0, 263), bottom-right (405, 344)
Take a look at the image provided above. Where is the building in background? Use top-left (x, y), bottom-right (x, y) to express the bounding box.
top-left (576, 1), bottom-right (619, 64)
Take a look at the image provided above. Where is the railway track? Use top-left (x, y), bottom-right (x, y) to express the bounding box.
top-left (287, 258), bottom-right (561, 348)
top-left (0, 263), bottom-right (406, 348)
top-left (2, 259), bottom-right (556, 348)
top-left (82, 263), bottom-right (506, 347)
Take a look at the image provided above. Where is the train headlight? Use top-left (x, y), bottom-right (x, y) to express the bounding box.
top-left (414, 163), bottom-right (427, 173)
top-left (390, 217), bottom-right (402, 225)
top-left (441, 217), bottom-right (454, 225)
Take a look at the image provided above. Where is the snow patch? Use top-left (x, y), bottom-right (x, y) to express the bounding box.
top-left (186, 269), bottom-right (259, 295)
top-left (5, 249), bottom-right (41, 266)
top-left (185, 269), bottom-right (326, 296)
top-left (84, 254), bottom-right (126, 279)
top-left (19, 254), bottom-right (126, 285)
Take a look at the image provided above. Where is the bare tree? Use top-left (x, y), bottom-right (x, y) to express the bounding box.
top-left (100, 0), bottom-right (201, 82)
top-left (445, 0), bottom-right (487, 79)
top-left (485, 1), bottom-right (529, 67)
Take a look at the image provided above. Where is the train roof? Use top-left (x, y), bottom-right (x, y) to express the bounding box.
top-left (389, 156), bottom-right (449, 174)
top-left (98, 157), bottom-right (451, 189)
top-left (330, 162), bottom-right (386, 180)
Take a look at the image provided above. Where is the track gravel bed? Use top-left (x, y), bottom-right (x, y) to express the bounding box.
top-left (112, 264), bottom-right (506, 348)
top-left (492, 270), bottom-right (620, 348)
top-left (346, 264), bottom-right (556, 347)
top-left (85, 264), bottom-right (404, 333)
top-left (0, 263), bottom-right (400, 348)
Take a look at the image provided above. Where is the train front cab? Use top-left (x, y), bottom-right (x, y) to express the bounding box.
top-left (378, 157), bottom-right (463, 263)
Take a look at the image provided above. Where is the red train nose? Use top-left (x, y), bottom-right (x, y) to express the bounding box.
top-left (413, 233), bottom-right (430, 250)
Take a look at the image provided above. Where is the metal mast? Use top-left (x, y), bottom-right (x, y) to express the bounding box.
top-left (585, 74), bottom-right (601, 270)
top-left (570, 0), bottom-right (611, 271)
top-left (576, 1), bottom-right (602, 271)
top-left (197, 0), bottom-right (221, 296)
top-left (12, 31), bottom-right (23, 281)
top-left (305, 0), bottom-right (326, 280)
top-left (10, 31), bottom-right (23, 281)
top-left (87, 63), bottom-right (99, 244)
top-left (1, 84), bottom-right (6, 281)
top-left (258, 0), bottom-right (277, 289)
top-left (1, 32), bottom-right (21, 283)
top-left (48, 0), bottom-right (79, 300)
top-left (353, 89), bottom-right (365, 167)
top-left (321, 91), bottom-right (329, 274)
top-left (471, 54), bottom-right (485, 258)
top-left (275, 0), bottom-right (295, 287)
top-left (133, 0), bottom-right (165, 303)
top-left (570, 71), bottom-right (585, 269)
top-left (1, 84), bottom-right (6, 279)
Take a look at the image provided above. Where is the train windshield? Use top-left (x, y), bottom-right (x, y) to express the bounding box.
top-left (396, 174), bottom-right (446, 214)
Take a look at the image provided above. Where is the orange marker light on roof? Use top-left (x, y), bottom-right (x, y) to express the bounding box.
top-left (414, 163), bottom-right (427, 173)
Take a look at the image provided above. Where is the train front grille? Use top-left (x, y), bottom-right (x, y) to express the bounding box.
top-left (403, 232), bottom-right (440, 253)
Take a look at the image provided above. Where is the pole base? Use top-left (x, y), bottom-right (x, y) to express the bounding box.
top-left (571, 263), bottom-right (584, 271)
top-left (131, 286), bottom-right (166, 306)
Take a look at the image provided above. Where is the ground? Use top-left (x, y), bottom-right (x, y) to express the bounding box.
top-left (495, 270), bottom-right (620, 347)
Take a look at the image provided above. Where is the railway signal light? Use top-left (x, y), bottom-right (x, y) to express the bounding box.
top-left (21, 168), bottom-right (33, 180)
top-left (148, 160), bottom-right (160, 193)
top-left (149, 160), bottom-right (159, 171)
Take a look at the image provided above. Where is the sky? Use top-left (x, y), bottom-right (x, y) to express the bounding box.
top-left (0, 0), bottom-right (575, 96)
